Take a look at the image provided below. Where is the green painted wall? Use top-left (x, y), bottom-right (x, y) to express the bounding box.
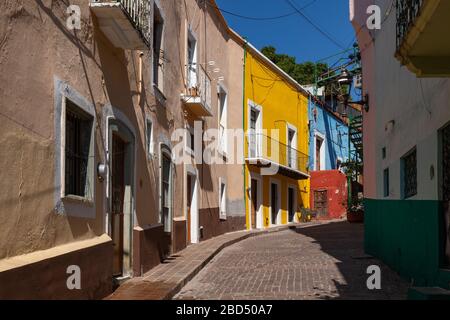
top-left (364, 199), bottom-right (450, 289)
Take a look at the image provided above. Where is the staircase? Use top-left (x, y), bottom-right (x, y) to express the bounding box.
top-left (349, 115), bottom-right (363, 163)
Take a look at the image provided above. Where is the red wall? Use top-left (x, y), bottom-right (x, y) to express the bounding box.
top-left (310, 170), bottom-right (348, 220)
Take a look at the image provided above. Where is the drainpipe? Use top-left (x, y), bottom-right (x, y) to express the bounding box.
top-left (138, 51), bottom-right (144, 107)
top-left (242, 39), bottom-right (248, 229)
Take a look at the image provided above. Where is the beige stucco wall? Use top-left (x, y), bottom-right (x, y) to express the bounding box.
top-left (0, 0), bottom-right (174, 262)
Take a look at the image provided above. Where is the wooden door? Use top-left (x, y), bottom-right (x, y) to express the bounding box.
top-left (251, 179), bottom-right (258, 229)
top-left (111, 134), bottom-right (125, 277)
top-left (314, 190), bottom-right (328, 218)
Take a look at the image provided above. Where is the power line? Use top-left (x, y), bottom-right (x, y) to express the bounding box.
top-left (207, 0), bottom-right (318, 21)
top-left (284, 0), bottom-right (345, 50)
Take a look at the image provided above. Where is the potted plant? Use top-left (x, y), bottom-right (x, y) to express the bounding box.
top-left (347, 196), bottom-right (364, 223)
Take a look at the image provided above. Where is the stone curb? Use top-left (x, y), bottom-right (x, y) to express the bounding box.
top-left (108, 220), bottom-right (344, 300)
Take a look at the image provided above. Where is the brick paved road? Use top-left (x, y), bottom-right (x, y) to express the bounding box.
top-left (174, 222), bottom-right (409, 300)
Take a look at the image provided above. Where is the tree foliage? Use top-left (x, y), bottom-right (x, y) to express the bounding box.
top-left (261, 46), bottom-right (328, 85)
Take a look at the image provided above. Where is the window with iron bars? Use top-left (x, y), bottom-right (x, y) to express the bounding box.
top-left (402, 148), bottom-right (417, 199)
top-left (65, 100), bottom-right (93, 198)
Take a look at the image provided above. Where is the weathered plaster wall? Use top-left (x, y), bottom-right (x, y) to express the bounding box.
top-left (0, 0), bottom-right (179, 285)
top-left (310, 170), bottom-right (348, 219)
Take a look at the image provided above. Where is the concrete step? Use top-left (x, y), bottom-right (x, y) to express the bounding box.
top-left (408, 287), bottom-right (450, 300)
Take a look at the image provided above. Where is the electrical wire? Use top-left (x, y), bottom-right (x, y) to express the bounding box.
top-left (206, 0), bottom-right (318, 21)
top-left (284, 0), bottom-right (345, 50)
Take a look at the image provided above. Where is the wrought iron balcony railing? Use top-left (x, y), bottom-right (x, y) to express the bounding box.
top-left (90, 0), bottom-right (151, 49)
top-left (182, 64), bottom-right (212, 116)
top-left (396, 0), bottom-right (424, 51)
top-left (246, 132), bottom-right (309, 179)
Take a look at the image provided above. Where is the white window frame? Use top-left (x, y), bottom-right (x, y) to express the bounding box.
top-left (219, 177), bottom-right (227, 220)
top-left (152, 1), bottom-right (165, 93)
top-left (160, 144), bottom-right (173, 233)
top-left (184, 123), bottom-right (195, 157)
top-left (286, 123), bottom-right (298, 170)
top-left (186, 27), bottom-right (198, 91)
top-left (314, 131), bottom-right (326, 171)
top-left (218, 84), bottom-right (228, 156)
top-left (247, 100), bottom-right (263, 159)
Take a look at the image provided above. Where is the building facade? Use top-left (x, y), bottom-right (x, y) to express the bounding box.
top-left (0, 0), bottom-right (245, 299)
top-left (308, 100), bottom-right (353, 220)
top-left (350, 0), bottom-right (450, 293)
top-left (241, 42), bottom-right (311, 229)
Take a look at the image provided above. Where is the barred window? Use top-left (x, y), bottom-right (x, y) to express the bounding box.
top-left (402, 148), bottom-right (417, 199)
top-left (65, 100), bottom-right (93, 198)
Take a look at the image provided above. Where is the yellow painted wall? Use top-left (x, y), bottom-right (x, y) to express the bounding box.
top-left (244, 49), bottom-right (310, 229)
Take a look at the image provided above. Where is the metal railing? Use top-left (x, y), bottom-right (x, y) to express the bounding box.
top-left (186, 63), bottom-right (212, 110)
top-left (396, 0), bottom-right (424, 50)
top-left (247, 132), bottom-right (309, 174)
top-left (95, 0), bottom-right (152, 47)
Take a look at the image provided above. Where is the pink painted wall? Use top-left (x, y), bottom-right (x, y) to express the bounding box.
top-left (349, 0), bottom-right (377, 198)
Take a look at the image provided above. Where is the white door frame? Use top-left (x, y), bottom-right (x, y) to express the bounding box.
top-left (269, 178), bottom-right (281, 226)
top-left (185, 164), bottom-right (199, 244)
top-left (249, 172), bottom-right (263, 229)
top-left (105, 115), bottom-right (137, 278)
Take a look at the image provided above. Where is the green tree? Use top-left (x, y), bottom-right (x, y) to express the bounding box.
top-left (261, 46), bottom-right (328, 85)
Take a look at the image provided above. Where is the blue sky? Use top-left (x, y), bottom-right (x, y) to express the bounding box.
top-left (216, 0), bottom-right (355, 65)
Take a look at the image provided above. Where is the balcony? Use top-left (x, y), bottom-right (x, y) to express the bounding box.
top-left (181, 64), bottom-right (212, 117)
top-left (246, 133), bottom-right (310, 180)
top-left (90, 0), bottom-right (151, 50)
top-left (396, 0), bottom-right (450, 77)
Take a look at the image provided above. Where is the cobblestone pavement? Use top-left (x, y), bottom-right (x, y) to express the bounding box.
top-left (174, 222), bottom-right (409, 300)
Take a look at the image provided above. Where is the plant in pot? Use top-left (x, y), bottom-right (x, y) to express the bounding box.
top-left (347, 194), bottom-right (364, 223)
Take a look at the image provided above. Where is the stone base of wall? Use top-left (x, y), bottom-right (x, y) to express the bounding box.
top-left (133, 224), bottom-right (171, 276)
top-left (0, 235), bottom-right (113, 300)
top-left (199, 208), bottom-right (246, 241)
top-left (173, 218), bottom-right (187, 254)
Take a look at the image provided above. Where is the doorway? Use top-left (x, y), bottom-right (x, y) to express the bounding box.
top-left (186, 172), bottom-right (199, 244)
top-left (111, 134), bottom-right (125, 277)
top-left (314, 190), bottom-right (328, 218)
top-left (109, 120), bottom-right (135, 279)
top-left (440, 123), bottom-right (450, 268)
top-left (270, 181), bottom-right (280, 226)
top-left (251, 179), bottom-right (258, 229)
top-left (288, 187), bottom-right (296, 223)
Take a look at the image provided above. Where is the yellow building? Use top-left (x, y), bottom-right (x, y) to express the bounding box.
top-left (242, 42), bottom-right (310, 230)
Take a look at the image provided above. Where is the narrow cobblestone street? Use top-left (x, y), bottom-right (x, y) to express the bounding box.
top-left (175, 222), bottom-right (409, 300)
